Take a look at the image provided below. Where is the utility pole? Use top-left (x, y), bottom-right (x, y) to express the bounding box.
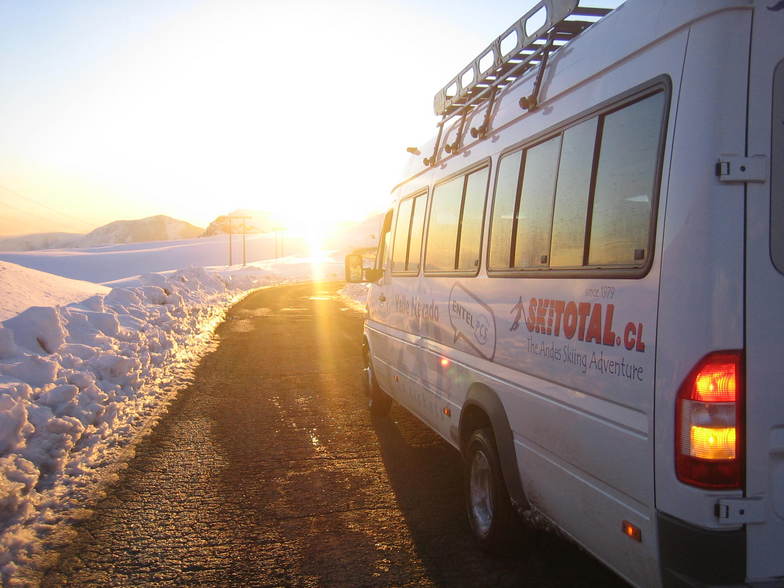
top-left (273, 228), bottom-right (284, 259)
top-left (226, 215), bottom-right (251, 266)
top-left (227, 216), bottom-right (232, 266)
top-left (241, 219), bottom-right (247, 266)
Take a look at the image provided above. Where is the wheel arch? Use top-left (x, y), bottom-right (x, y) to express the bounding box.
top-left (459, 383), bottom-right (529, 513)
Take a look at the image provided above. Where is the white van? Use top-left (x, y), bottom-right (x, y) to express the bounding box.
top-left (345, 0), bottom-right (784, 585)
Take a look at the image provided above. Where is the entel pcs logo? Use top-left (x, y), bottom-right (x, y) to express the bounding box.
top-left (448, 283), bottom-right (497, 360)
top-left (510, 297), bottom-right (647, 352)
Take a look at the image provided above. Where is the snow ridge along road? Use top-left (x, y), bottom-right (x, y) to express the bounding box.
top-left (42, 282), bottom-right (626, 587)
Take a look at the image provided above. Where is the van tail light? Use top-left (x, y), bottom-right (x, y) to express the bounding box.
top-left (675, 351), bottom-right (743, 489)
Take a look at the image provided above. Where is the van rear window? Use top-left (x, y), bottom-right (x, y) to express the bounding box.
top-left (488, 88), bottom-right (667, 274)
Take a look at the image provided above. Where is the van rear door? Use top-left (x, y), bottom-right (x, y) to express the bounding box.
top-left (744, 2), bottom-right (784, 581)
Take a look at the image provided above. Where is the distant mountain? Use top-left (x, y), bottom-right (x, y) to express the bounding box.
top-left (0, 215), bottom-right (204, 252)
top-left (79, 215), bottom-right (203, 247)
top-left (202, 209), bottom-right (281, 236)
top-left (0, 232), bottom-right (83, 252)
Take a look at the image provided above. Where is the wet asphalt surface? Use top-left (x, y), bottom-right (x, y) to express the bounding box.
top-left (42, 282), bottom-right (627, 587)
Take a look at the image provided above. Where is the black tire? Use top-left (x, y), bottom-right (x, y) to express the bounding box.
top-left (363, 351), bottom-right (391, 417)
top-left (464, 427), bottom-right (515, 551)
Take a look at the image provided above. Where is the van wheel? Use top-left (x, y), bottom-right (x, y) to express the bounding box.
top-left (465, 427), bottom-right (514, 551)
top-left (363, 356), bottom-right (391, 417)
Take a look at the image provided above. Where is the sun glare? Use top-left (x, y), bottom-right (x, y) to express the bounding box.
top-left (305, 226), bottom-right (329, 260)
top-left (0, 0), bottom-right (516, 235)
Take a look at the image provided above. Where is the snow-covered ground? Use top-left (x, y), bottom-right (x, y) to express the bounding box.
top-left (0, 233), bottom-right (363, 585)
top-left (0, 264), bottom-right (109, 323)
top-left (0, 233), bottom-right (311, 283)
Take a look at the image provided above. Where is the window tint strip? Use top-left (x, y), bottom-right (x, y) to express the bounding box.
top-left (508, 150), bottom-right (526, 269)
top-left (773, 60), bottom-right (784, 274)
top-left (454, 175), bottom-right (469, 270)
top-left (404, 200), bottom-right (414, 270)
top-left (582, 116), bottom-right (604, 266)
top-left (408, 194), bottom-right (427, 272)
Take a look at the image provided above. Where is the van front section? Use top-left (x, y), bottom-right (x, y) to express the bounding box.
top-left (655, 2), bottom-right (784, 586)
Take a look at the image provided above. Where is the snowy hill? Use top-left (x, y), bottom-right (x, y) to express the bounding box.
top-left (79, 215), bottom-right (203, 247)
top-left (0, 232), bottom-right (83, 252)
top-left (0, 216), bottom-right (204, 252)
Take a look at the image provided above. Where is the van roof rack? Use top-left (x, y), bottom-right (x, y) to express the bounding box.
top-left (425, 0), bottom-right (612, 166)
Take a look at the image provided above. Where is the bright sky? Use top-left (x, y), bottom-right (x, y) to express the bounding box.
top-left (0, 0), bottom-right (623, 237)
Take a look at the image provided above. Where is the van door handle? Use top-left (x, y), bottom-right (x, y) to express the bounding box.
top-left (378, 294), bottom-right (386, 302)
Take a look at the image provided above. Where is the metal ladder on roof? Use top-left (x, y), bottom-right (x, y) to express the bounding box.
top-left (424, 0), bottom-right (612, 166)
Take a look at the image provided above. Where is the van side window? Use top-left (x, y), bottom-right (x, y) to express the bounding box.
top-left (457, 168), bottom-right (489, 270)
top-left (376, 209), bottom-right (393, 271)
top-left (425, 166), bottom-right (489, 273)
top-left (426, 177), bottom-right (463, 271)
top-left (514, 135), bottom-right (561, 267)
top-left (391, 192), bottom-right (428, 274)
top-left (550, 118), bottom-right (598, 267)
top-left (488, 88), bottom-right (666, 274)
top-left (391, 198), bottom-right (413, 273)
top-left (588, 92), bottom-right (665, 265)
top-left (489, 151), bottom-right (522, 269)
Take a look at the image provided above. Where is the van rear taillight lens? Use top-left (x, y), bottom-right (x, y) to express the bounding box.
top-left (675, 351), bottom-right (743, 489)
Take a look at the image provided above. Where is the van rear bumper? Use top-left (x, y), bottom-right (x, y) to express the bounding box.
top-left (658, 512), bottom-right (745, 587)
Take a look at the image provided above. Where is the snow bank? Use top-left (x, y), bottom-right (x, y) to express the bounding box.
top-left (338, 283), bottom-right (369, 313)
top-left (0, 247), bottom-right (352, 583)
top-left (0, 264), bottom-right (279, 584)
top-left (0, 262), bottom-right (109, 323)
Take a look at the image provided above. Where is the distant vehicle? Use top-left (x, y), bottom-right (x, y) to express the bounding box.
top-left (345, 0), bottom-right (784, 586)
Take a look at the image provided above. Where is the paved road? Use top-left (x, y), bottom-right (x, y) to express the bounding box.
top-left (43, 282), bottom-right (626, 587)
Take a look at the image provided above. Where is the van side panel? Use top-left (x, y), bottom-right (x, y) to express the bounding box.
top-left (395, 27), bottom-right (687, 588)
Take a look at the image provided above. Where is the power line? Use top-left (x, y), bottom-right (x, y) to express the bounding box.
top-left (0, 196), bottom-right (79, 227)
top-left (0, 183), bottom-right (92, 230)
top-left (0, 196), bottom-right (88, 234)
